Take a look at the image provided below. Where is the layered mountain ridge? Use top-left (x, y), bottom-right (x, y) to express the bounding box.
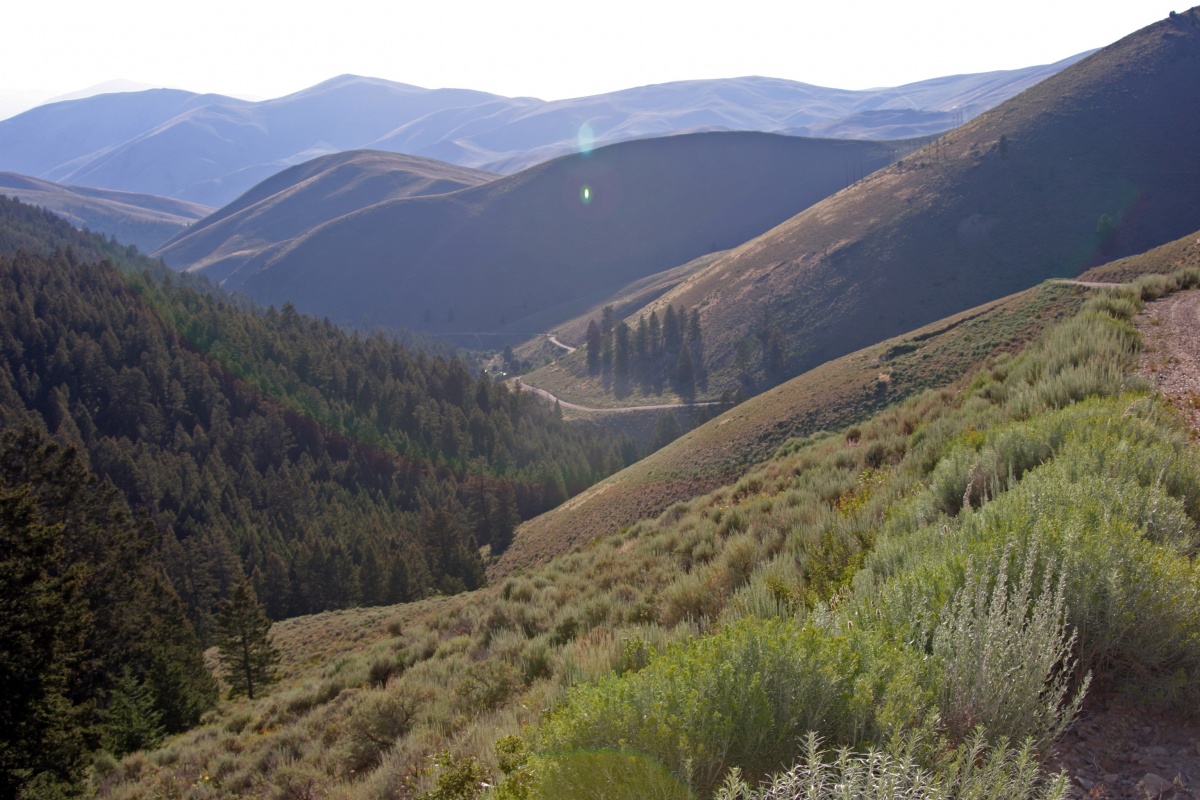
top-left (0, 54), bottom-right (1088, 206)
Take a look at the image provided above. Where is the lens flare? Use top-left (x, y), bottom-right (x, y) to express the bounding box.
top-left (577, 122), bottom-right (595, 154)
top-left (580, 185), bottom-right (592, 204)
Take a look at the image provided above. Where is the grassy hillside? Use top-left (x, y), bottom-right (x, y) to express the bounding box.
top-left (92, 264), bottom-right (1200, 800)
top-left (0, 171), bottom-right (212, 251)
top-left (155, 151), bottom-right (496, 281)
top-left (1078, 229), bottom-right (1200, 283)
top-left (204, 132), bottom-right (918, 336)
top-left (498, 281), bottom-right (1087, 576)
top-left (624, 8), bottom-right (1200, 395)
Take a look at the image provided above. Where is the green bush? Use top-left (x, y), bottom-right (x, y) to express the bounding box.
top-left (418, 751), bottom-right (487, 800)
top-left (339, 684), bottom-right (427, 775)
top-left (538, 618), bottom-right (927, 797)
top-left (930, 548), bottom-right (1085, 748)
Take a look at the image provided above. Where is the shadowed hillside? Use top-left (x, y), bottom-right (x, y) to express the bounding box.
top-left (154, 151), bottom-right (496, 282)
top-left (189, 132), bottom-right (916, 334)
top-left (630, 8), bottom-right (1200, 393)
top-left (0, 171), bottom-right (212, 251)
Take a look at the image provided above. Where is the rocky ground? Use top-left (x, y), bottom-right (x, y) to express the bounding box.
top-left (1042, 289), bottom-right (1200, 800)
top-left (1137, 289), bottom-right (1200, 437)
top-left (1049, 691), bottom-right (1200, 799)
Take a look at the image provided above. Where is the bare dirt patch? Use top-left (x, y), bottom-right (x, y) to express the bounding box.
top-left (1135, 289), bottom-right (1200, 437)
top-left (1049, 692), bottom-right (1200, 799)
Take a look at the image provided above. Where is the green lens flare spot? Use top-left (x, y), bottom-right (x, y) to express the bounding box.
top-left (580, 185), bottom-right (592, 204)
top-left (577, 122), bottom-right (595, 154)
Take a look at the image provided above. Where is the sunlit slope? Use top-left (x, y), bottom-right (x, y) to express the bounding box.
top-left (0, 171), bottom-right (212, 251)
top-left (1079, 228), bottom-right (1200, 283)
top-left (155, 150), bottom-right (496, 282)
top-left (647, 8), bottom-right (1200, 385)
top-left (209, 132), bottom-right (913, 333)
top-left (495, 281), bottom-right (1088, 577)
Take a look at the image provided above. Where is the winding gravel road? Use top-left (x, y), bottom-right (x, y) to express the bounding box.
top-left (513, 378), bottom-right (720, 413)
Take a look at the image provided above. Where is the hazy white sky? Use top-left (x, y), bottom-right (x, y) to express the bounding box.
top-left (2, 0), bottom-right (1179, 110)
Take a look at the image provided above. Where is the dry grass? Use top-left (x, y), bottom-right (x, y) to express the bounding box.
top-left (495, 282), bottom-right (1087, 578)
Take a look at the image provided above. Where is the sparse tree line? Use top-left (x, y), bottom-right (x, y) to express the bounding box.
top-left (585, 303), bottom-right (706, 397)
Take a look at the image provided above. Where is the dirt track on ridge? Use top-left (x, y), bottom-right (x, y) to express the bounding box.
top-left (1043, 289), bottom-right (1200, 800)
top-left (1136, 289), bottom-right (1200, 437)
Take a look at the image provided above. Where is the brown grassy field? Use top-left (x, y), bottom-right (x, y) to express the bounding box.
top-left (1079, 229), bottom-right (1200, 283)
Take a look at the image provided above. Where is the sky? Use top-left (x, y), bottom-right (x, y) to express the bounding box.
top-left (1, 0), bottom-right (1179, 117)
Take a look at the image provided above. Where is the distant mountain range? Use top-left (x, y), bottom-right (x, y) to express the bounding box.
top-left (0, 171), bottom-right (212, 251)
top-left (0, 54), bottom-right (1089, 206)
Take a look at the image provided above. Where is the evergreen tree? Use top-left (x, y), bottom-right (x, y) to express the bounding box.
top-left (686, 309), bottom-right (702, 345)
top-left (0, 485), bottom-right (91, 799)
top-left (102, 666), bottom-right (165, 756)
top-left (586, 320), bottom-right (602, 373)
top-left (214, 579), bottom-right (279, 700)
top-left (663, 305), bottom-right (682, 355)
top-left (490, 480), bottom-right (520, 554)
top-left (635, 315), bottom-right (649, 362)
top-left (600, 305), bottom-right (615, 338)
top-left (613, 321), bottom-right (632, 393)
top-left (650, 411), bottom-right (683, 450)
top-left (675, 345), bottom-right (696, 396)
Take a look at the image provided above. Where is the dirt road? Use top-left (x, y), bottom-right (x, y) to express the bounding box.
top-left (513, 378), bottom-right (720, 413)
top-left (1050, 279), bottom-right (1127, 289)
top-left (1136, 288), bottom-right (1200, 436)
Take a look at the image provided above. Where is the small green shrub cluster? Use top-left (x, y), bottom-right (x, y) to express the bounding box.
top-left (538, 617), bottom-right (929, 795)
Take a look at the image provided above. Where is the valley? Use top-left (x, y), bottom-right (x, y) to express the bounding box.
top-left (3, 6), bottom-right (1200, 800)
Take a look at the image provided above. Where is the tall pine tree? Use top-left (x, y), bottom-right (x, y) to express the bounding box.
top-left (214, 579), bottom-right (279, 700)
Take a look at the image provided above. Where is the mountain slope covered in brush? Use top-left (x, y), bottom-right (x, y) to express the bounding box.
top-left (89, 253), bottom-right (1200, 800)
top-left (0, 170), bottom-right (212, 251)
